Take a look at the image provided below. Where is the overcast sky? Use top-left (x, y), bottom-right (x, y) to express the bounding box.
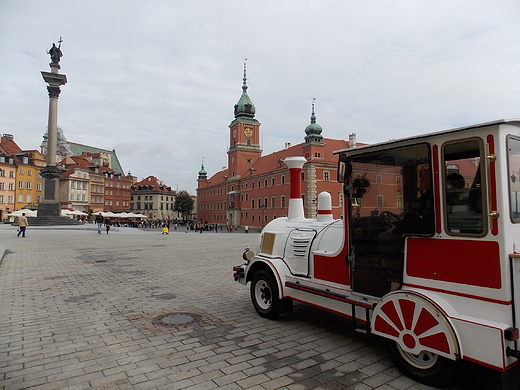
top-left (1, 1), bottom-right (520, 194)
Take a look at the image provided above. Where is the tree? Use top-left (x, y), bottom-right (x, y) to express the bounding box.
top-left (174, 190), bottom-right (194, 220)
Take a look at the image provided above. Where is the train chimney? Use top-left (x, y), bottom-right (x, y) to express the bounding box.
top-left (283, 156), bottom-right (306, 220)
top-left (316, 191), bottom-right (333, 221)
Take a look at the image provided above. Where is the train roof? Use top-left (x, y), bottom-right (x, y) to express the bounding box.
top-left (334, 118), bottom-right (520, 155)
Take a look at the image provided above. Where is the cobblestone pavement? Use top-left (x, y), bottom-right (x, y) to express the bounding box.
top-left (0, 224), bottom-right (509, 389)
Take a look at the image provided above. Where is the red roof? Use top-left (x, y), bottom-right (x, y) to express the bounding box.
top-left (132, 175), bottom-right (175, 193)
top-left (0, 135), bottom-right (23, 155)
top-left (203, 138), bottom-right (357, 187)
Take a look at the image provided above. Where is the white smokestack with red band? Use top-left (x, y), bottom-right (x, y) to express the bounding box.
top-left (316, 191), bottom-right (333, 221)
top-left (284, 156), bottom-right (306, 220)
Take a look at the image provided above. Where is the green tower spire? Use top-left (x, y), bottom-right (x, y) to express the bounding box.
top-left (233, 58), bottom-right (256, 119)
top-left (304, 98), bottom-right (323, 143)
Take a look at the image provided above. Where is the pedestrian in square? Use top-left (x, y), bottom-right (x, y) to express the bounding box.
top-left (105, 218), bottom-right (111, 234)
top-left (95, 213), bottom-right (103, 234)
top-left (17, 213), bottom-right (28, 238)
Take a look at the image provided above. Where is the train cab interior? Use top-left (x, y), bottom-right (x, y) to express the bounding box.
top-left (342, 139), bottom-right (485, 298)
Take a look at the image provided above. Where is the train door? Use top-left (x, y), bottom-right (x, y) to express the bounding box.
top-left (346, 143), bottom-right (433, 297)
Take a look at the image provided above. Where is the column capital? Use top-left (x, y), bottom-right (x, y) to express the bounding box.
top-left (47, 86), bottom-right (61, 99)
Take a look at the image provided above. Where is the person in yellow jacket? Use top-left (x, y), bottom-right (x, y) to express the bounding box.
top-left (17, 213), bottom-right (29, 238)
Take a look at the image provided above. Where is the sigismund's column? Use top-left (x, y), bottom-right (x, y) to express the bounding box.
top-left (39, 39), bottom-right (67, 217)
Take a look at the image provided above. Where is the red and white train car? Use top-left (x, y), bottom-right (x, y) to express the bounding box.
top-left (233, 119), bottom-right (520, 386)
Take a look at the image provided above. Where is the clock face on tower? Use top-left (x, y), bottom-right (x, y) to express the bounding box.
top-left (244, 127), bottom-right (253, 138)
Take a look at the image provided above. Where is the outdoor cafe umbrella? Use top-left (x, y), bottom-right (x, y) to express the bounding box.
top-left (8, 209), bottom-right (37, 217)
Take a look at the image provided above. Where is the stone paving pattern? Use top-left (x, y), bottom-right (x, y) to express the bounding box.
top-left (0, 224), bottom-right (507, 389)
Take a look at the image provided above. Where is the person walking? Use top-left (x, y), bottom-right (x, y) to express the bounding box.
top-left (17, 212), bottom-right (29, 238)
top-left (244, 225), bottom-right (249, 234)
top-left (95, 213), bottom-right (103, 234)
top-left (105, 218), bottom-right (112, 234)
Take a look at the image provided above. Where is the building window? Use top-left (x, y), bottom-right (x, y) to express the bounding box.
top-left (0, 183), bottom-right (3, 190)
top-left (376, 174), bottom-right (382, 184)
top-left (281, 195), bottom-right (286, 208)
top-left (37, 183), bottom-right (41, 191)
top-left (301, 172), bottom-right (305, 181)
top-left (281, 175), bottom-right (285, 184)
top-left (27, 182), bottom-right (32, 190)
top-left (377, 195), bottom-right (383, 208)
top-left (271, 177), bottom-right (275, 186)
top-left (18, 181), bottom-right (23, 189)
top-left (324, 171), bottom-right (330, 181)
top-left (264, 179), bottom-right (268, 187)
top-left (18, 194), bottom-right (23, 202)
top-left (396, 176), bottom-right (402, 185)
top-left (8, 183), bottom-right (14, 191)
top-left (271, 196), bottom-right (276, 208)
top-left (71, 181), bottom-right (75, 189)
top-left (251, 199), bottom-right (255, 209)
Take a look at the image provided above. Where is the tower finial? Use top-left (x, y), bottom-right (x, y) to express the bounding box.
top-left (243, 57), bottom-right (248, 91)
top-left (310, 98), bottom-right (317, 123)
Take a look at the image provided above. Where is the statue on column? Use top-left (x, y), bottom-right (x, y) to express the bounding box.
top-left (48, 38), bottom-right (63, 64)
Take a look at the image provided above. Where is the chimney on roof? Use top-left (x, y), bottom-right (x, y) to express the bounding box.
top-left (285, 142), bottom-right (291, 149)
top-left (284, 156), bottom-right (306, 220)
top-left (2, 134), bottom-right (13, 140)
top-left (349, 133), bottom-right (357, 148)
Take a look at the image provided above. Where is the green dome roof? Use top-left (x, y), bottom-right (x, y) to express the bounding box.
top-left (234, 61), bottom-right (256, 119)
top-left (304, 100), bottom-right (323, 143)
top-left (198, 161), bottom-right (207, 180)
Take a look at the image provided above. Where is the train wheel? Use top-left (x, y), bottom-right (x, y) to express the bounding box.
top-left (387, 335), bottom-right (457, 387)
top-left (250, 269), bottom-right (280, 319)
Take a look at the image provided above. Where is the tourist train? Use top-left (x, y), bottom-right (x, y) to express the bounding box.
top-left (233, 119), bottom-right (520, 386)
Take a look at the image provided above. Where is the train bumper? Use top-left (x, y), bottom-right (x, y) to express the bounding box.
top-left (233, 264), bottom-right (246, 284)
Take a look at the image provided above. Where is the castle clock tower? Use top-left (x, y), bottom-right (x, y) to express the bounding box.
top-left (228, 60), bottom-right (262, 179)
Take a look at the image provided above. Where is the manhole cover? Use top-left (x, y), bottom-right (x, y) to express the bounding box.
top-left (152, 312), bottom-right (202, 327)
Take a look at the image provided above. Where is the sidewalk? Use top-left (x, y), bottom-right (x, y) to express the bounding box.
top-left (0, 225), bottom-right (502, 389)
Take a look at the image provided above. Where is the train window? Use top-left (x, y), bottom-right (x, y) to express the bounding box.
top-left (348, 143), bottom-right (434, 236)
top-left (442, 138), bottom-right (485, 236)
top-left (507, 135), bottom-right (520, 222)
